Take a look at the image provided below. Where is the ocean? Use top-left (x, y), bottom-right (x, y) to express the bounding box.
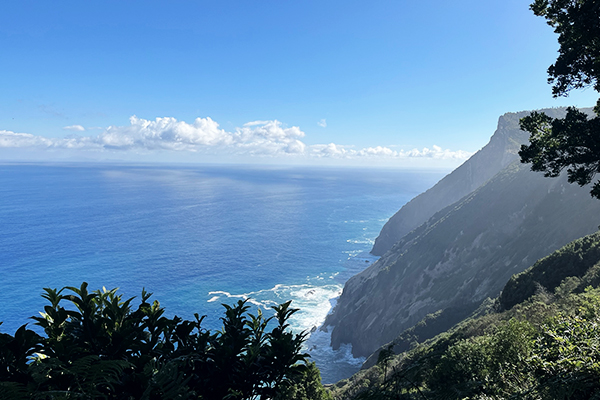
top-left (0, 162), bottom-right (445, 383)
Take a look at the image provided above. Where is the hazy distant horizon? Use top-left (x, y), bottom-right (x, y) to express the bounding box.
top-left (0, 145), bottom-right (468, 169)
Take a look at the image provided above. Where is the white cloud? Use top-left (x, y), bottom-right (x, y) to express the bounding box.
top-left (354, 145), bottom-right (471, 159)
top-left (63, 125), bottom-right (85, 132)
top-left (0, 130), bottom-right (54, 148)
top-left (317, 119), bottom-right (327, 128)
top-left (0, 116), bottom-right (472, 164)
top-left (307, 143), bottom-right (471, 160)
top-left (357, 146), bottom-right (396, 157)
top-left (98, 116), bottom-right (232, 150)
top-left (310, 143), bottom-right (350, 157)
top-left (243, 120), bottom-right (272, 127)
top-left (0, 130), bottom-right (99, 150)
top-left (400, 145), bottom-right (472, 159)
top-left (233, 120), bottom-right (305, 155)
top-left (97, 117), bottom-right (306, 155)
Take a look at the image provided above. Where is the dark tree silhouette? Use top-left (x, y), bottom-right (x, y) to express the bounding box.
top-left (519, 0), bottom-right (600, 198)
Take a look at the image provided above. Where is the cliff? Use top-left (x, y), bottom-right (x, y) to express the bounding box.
top-left (326, 109), bottom-right (600, 358)
top-left (371, 108), bottom-right (579, 256)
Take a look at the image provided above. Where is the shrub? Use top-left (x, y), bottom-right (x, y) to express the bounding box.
top-left (0, 282), bottom-right (322, 400)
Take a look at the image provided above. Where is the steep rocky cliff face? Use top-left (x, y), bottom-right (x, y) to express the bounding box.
top-left (371, 108), bottom-right (576, 256)
top-left (326, 109), bottom-right (600, 358)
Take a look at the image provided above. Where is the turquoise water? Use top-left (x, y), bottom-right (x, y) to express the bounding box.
top-left (0, 163), bottom-right (445, 382)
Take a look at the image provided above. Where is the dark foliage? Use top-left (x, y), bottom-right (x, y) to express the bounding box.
top-left (519, 0), bottom-right (600, 198)
top-left (530, 0), bottom-right (600, 98)
top-left (500, 231), bottom-right (600, 310)
top-left (519, 108), bottom-right (600, 198)
top-left (0, 283), bottom-right (327, 400)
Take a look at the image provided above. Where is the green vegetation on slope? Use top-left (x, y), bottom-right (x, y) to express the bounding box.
top-left (330, 231), bottom-right (600, 400)
top-left (500, 231), bottom-right (600, 310)
top-left (0, 283), bottom-right (331, 400)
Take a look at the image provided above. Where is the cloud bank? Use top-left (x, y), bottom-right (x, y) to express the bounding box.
top-left (0, 116), bottom-right (471, 163)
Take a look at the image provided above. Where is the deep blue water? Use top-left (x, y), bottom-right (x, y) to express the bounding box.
top-left (0, 162), bottom-right (445, 383)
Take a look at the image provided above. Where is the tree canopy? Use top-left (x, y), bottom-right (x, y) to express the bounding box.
top-left (530, 0), bottom-right (600, 100)
top-left (519, 0), bottom-right (600, 199)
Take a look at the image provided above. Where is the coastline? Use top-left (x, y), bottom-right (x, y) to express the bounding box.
top-left (304, 295), bottom-right (367, 384)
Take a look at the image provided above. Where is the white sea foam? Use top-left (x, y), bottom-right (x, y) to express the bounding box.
top-left (206, 275), bottom-right (365, 383)
top-left (207, 290), bottom-right (247, 300)
top-left (304, 326), bottom-right (366, 384)
top-left (205, 251), bottom-right (380, 383)
top-left (346, 238), bottom-right (375, 245)
top-left (207, 279), bottom-right (341, 334)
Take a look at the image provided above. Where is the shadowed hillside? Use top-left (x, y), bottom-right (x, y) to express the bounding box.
top-left (371, 108), bottom-right (589, 256)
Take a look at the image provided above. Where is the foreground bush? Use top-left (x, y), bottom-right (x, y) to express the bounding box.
top-left (0, 282), bottom-right (329, 399)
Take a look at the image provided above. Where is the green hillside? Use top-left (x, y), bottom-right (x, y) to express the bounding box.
top-left (500, 232), bottom-right (600, 310)
top-left (330, 231), bottom-right (600, 399)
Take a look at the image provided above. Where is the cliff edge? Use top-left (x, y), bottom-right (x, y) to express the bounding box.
top-left (371, 108), bottom-right (574, 256)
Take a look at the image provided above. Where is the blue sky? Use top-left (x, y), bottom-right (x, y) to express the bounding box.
top-left (1, 0), bottom-right (597, 167)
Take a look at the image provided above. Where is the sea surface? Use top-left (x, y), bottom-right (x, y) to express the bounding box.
top-left (0, 162), bottom-right (445, 383)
